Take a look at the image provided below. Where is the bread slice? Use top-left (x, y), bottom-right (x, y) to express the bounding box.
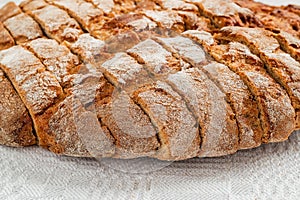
top-left (156, 35), bottom-right (261, 149)
top-left (0, 2), bottom-right (22, 22)
top-left (132, 81), bottom-right (200, 160)
top-left (275, 31), bottom-right (300, 63)
top-left (217, 27), bottom-right (300, 130)
top-left (23, 38), bottom-right (80, 87)
top-left (234, 0), bottom-right (300, 38)
top-left (208, 40), bottom-right (295, 143)
top-left (38, 74), bottom-right (115, 157)
top-left (22, 2), bottom-right (83, 43)
top-left (0, 22), bottom-right (14, 50)
top-left (85, 0), bottom-right (115, 15)
top-left (0, 69), bottom-right (35, 147)
top-left (0, 46), bottom-right (63, 115)
top-left (46, 0), bottom-right (104, 34)
top-left (167, 68), bottom-right (238, 156)
top-left (204, 62), bottom-right (263, 148)
top-left (68, 35), bottom-right (160, 158)
top-left (183, 30), bottom-right (296, 143)
top-left (186, 0), bottom-right (261, 28)
top-left (95, 53), bottom-right (160, 158)
top-left (3, 13), bottom-right (43, 44)
top-left (0, 43), bottom-right (116, 157)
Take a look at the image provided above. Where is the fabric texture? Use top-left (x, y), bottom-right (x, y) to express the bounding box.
top-left (0, 0), bottom-right (300, 200)
top-left (0, 132), bottom-right (299, 200)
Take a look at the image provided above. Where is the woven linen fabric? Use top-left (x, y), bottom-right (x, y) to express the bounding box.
top-left (0, 132), bottom-right (299, 200)
top-left (1, 0), bottom-right (300, 200)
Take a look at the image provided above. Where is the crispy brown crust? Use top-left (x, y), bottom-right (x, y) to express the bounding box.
top-left (132, 81), bottom-right (200, 160)
top-left (95, 55), bottom-right (160, 158)
top-left (46, 0), bottom-right (105, 34)
top-left (23, 4), bottom-right (83, 43)
top-left (167, 68), bottom-right (239, 156)
top-left (70, 35), bottom-right (161, 158)
top-left (275, 31), bottom-right (300, 63)
top-left (187, 0), bottom-right (262, 28)
top-left (0, 70), bottom-right (36, 147)
top-left (234, 0), bottom-right (300, 37)
top-left (3, 13), bottom-right (43, 44)
top-left (208, 38), bottom-right (295, 142)
top-left (0, 22), bottom-right (14, 50)
top-left (23, 38), bottom-right (80, 87)
top-left (216, 27), bottom-right (299, 133)
top-left (218, 27), bottom-right (300, 109)
top-left (0, 2), bottom-right (22, 22)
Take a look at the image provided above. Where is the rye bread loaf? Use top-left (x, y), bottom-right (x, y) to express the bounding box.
top-left (0, 0), bottom-right (300, 161)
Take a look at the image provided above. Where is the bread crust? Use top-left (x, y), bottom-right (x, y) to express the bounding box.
top-left (46, 0), bottom-right (104, 34)
top-left (132, 81), bottom-right (200, 160)
top-left (167, 68), bottom-right (239, 156)
top-left (0, 2), bottom-right (22, 22)
top-left (208, 41), bottom-right (295, 142)
top-left (24, 4), bottom-right (83, 43)
top-left (217, 27), bottom-right (299, 133)
top-left (186, 0), bottom-right (261, 28)
top-left (275, 31), bottom-right (300, 63)
top-left (0, 70), bottom-right (36, 147)
top-left (0, 22), bottom-right (14, 50)
top-left (234, 0), bottom-right (300, 38)
top-left (3, 13), bottom-right (43, 44)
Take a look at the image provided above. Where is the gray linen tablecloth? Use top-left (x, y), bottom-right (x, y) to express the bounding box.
top-left (0, 0), bottom-right (300, 199)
